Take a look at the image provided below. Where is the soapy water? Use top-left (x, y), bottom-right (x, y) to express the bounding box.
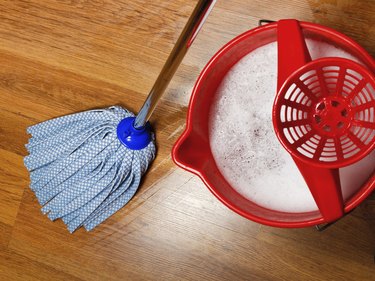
top-left (209, 39), bottom-right (374, 213)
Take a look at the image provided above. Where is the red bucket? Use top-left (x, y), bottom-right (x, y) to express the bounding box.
top-left (172, 21), bottom-right (375, 228)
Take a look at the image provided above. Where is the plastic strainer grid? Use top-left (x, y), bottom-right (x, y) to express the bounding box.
top-left (274, 58), bottom-right (375, 168)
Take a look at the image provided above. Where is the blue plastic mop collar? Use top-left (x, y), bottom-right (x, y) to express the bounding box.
top-left (117, 117), bottom-right (152, 150)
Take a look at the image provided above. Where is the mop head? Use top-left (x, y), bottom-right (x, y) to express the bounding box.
top-left (24, 106), bottom-right (156, 232)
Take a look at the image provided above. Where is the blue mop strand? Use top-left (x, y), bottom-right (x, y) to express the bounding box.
top-left (25, 111), bottom-right (124, 171)
top-left (29, 130), bottom-right (114, 192)
top-left (39, 136), bottom-right (119, 210)
top-left (78, 140), bottom-right (154, 231)
top-left (83, 159), bottom-right (143, 231)
top-left (27, 108), bottom-right (117, 140)
top-left (61, 146), bottom-right (133, 226)
top-left (42, 155), bottom-right (114, 218)
top-left (79, 173), bottom-right (134, 227)
top-left (83, 146), bottom-right (155, 231)
top-left (81, 152), bottom-right (143, 229)
top-left (34, 139), bottom-right (112, 205)
top-left (63, 156), bottom-right (129, 233)
top-left (50, 147), bottom-right (119, 219)
top-left (24, 106), bottom-right (156, 232)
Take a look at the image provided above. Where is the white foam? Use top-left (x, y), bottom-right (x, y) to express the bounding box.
top-left (209, 39), bottom-right (369, 213)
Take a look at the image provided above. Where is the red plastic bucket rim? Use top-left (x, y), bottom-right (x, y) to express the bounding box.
top-left (172, 20), bottom-right (375, 228)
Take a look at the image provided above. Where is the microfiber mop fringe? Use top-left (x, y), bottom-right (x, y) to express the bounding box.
top-left (24, 106), bottom-right (156, 232)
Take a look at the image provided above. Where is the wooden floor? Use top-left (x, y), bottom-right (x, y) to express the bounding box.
top-left (1, 0), bottom-right (375, 280)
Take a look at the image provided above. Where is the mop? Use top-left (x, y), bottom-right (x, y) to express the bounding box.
top-left (24, 0), bottom-right (216, 233)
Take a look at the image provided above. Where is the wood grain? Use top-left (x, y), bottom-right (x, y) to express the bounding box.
top-left (1, 0), bottom-right (375, 280)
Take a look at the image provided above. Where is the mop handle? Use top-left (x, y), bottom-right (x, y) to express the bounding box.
top-left (134, 0), bottom-right (216, 128)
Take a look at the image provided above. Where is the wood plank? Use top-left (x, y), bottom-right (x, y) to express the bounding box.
top-left (0, 0), bottom-right (198, 97)
top-left (258, 209), bottom-right (375, 280)
top-left (0, 222), bottom-right (12, 250)
top-left (0, 149), bottom-right (26, 247)
top-left (0, 249), bottom-right (82, 281)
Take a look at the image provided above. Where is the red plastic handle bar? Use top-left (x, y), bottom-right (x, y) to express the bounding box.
top-left (293, 156), bottom-right (344, 221)
top-left (277, 19), bottom-right (344, 222)
top-left (277, 19), bottom-right (311, 90)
